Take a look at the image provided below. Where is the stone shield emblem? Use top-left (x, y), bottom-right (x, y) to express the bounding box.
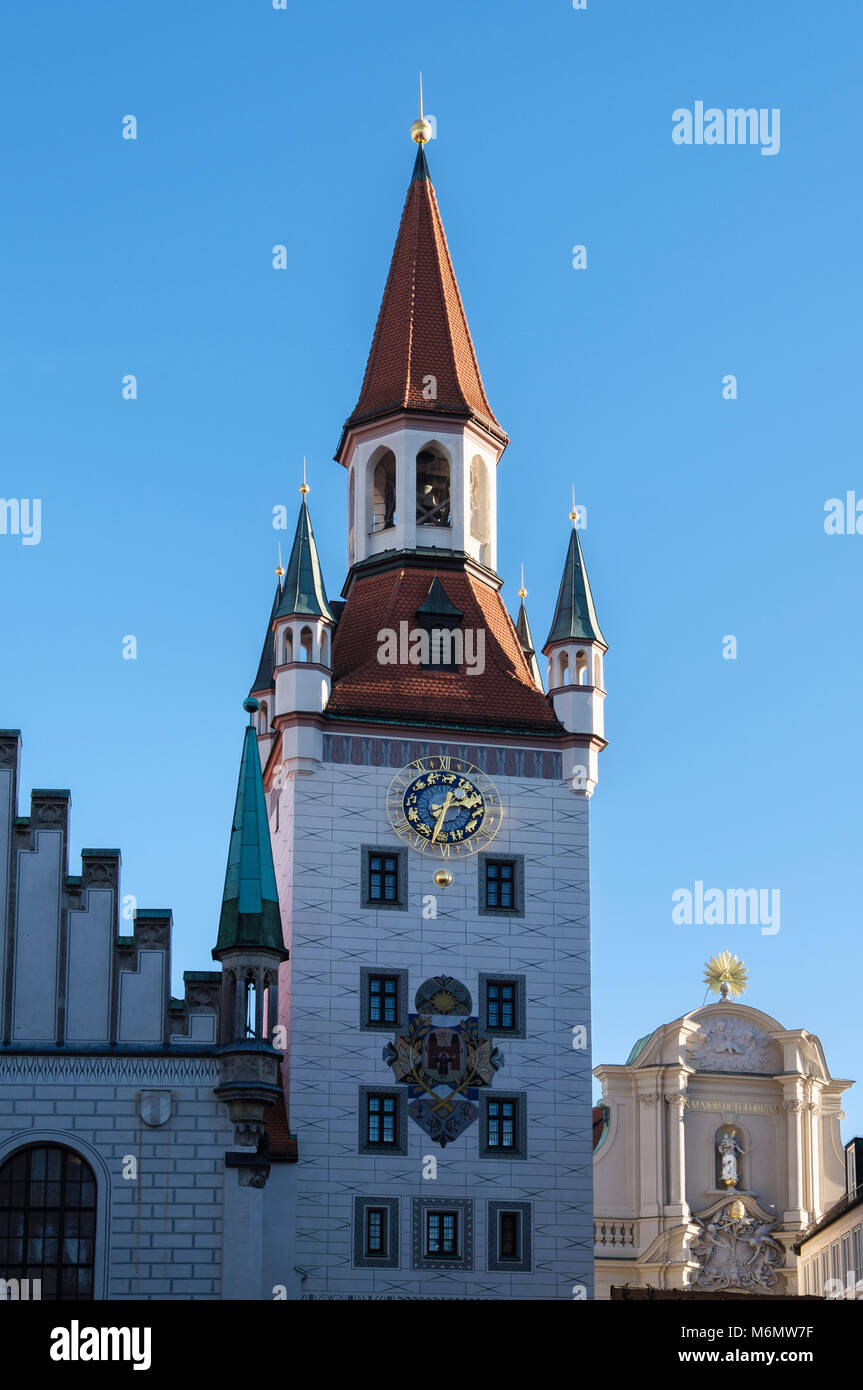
top-left (138, 1089), bottom-right (172, 1127)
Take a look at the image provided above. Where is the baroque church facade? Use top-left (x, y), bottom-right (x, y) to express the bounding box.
top-left (592, 991), bottom-right (853, 1298)
top-left (0, 123), bottom-right (607, 1300)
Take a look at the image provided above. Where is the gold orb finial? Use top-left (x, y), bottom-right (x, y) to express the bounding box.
top-left (275, 541), bottom-right (284, 580)
top-left (411, 71), bottom-right (432, 144)
top-left (434, 868), bottom-right (453, 889)
top-left (518, 563), bottom-right (527, 600)
top-left (299, 456), bottom-right (310, 496)
top-left (569, 484), bottom-right (578, 525)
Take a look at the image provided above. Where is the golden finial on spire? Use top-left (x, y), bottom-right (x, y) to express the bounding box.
top-left (569, 485), bottom-right (578, 526)
top-left (518, 563), bottom-right (527, 600)
top-left (410, 73), bottom-right (433, 145)
top-left (299, 457), bottom-right (310, 496)
top-left (703, 951), bottom-right (749, 1001)
top-left (275, 541), bottom-right (284, 580)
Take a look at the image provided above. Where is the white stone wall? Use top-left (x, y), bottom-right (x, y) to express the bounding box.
top-left (274, 755), bottom-right (594, 1299)
top-left (0, 1054), bottom-right (233, 1299)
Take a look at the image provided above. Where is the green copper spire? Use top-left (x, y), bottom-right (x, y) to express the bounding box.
top-left (214, 701), bottom-right (284, 955)
top-left (274, 498), bottom-right (334, 623)
top-left (545, 526), bottom-right (606, 648)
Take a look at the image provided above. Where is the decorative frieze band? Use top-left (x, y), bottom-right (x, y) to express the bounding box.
top-left (323, 733), bottom-right (562, 781)
top-left (0, 1053), bottom-right (219, 1086)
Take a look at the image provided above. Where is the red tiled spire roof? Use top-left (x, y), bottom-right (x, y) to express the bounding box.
top-left (341, 146), bottom-right (503, 442)
top-left (327, 565), bottom-right (561, 733)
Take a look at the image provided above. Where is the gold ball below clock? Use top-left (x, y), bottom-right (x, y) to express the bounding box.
top-left (386, 756), bottom-right (502, 858)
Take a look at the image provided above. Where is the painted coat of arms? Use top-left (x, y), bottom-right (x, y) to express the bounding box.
top-left (382, 976), bottom-right (504, 1146)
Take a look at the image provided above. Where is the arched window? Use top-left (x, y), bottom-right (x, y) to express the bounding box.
top-left (372, 450), bottom-right (397, 532)
top-left (258, 701), bottom-right (268, 735)
top-left (299, 626), bottom-right (313, 662)
top-left (575, 650), bottom-right (589, 685)
top-left (0, 1144), bottom-right (97, 1299)
top-left (559, 652), bottom-right (570, 686)
top-left (416, 444), bottom-right (451, 527)
top-left (320, 629), bottom-right (330, 667)
top-left (244, 974), bottom-right (258, 1039)
top-left (281, 628), bottom-right (293, 665)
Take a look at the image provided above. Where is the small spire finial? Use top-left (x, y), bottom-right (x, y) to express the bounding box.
top-left (275, 541), bottom-right (284, 580)
top-left (410, 74), bottom-right (433, 145)
top-left (243, 696), bottom-right (259, 726)
top-left (518, 563), bottom-right (527, 600)
top-left (569, 485), bottom-right (578, 526)
top-left (299, 457), bottom-right (310, 496)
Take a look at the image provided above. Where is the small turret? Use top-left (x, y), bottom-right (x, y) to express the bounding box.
top-left (213, 699), bottom-right (288, 1163)
top-left (271, 487), bottom-right (334, 773)
top-left (543, 519), bottom-right (608, 794)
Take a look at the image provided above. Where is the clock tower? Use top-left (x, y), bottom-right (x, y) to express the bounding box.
top-left (250, 117), bottom-right (607, 1299)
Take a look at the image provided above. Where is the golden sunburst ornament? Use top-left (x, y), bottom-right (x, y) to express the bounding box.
top-left (704, 951), bottom-right (748, 1000)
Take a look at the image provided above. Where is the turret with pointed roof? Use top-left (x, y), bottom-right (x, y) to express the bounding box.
top-left (212, 699), bottom-right (286, 1158)
top-left (542, 522), bottom-right (608, 793)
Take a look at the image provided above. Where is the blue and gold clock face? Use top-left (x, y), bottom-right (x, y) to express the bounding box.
top-left (386, 756), bottom-right (502, 858)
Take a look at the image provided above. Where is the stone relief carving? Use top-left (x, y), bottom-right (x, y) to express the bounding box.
top-left (686, 1016), bottom-right (772, 1073)
top-left (690, 1206), bottom-right (785, 1292)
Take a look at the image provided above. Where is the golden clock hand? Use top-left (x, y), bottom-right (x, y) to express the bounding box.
top-left (431, 792), bottom-right (454, 842)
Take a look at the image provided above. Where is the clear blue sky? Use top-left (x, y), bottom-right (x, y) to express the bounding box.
top-left (2, 2), bottom-right (860, 1137)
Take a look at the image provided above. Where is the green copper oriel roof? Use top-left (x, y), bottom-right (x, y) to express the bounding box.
top-left (544, 526), bottom-right (606, 648)
top-left (214, 722), bottom-right (283, 954)
top-left (274, 499), bottom-right (334, 622)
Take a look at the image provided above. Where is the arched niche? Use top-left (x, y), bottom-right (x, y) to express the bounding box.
top-left (370, 447), bottom-right (397, 533)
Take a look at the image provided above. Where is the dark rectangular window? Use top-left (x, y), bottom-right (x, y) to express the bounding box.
top-left (486, 981), bottom-right (517, 1031)
top-left (367, 1094), bottom-right (398, 1147)
top-left (484, 859), bottom-right (515, 911)
top-left (487, 1099), bottom-right (517, 1150)
top-left (426, 1209), bottom-right (458, 1257)
top-left (368, 975), bottom-right (398, 1025)
top-left (499, 1211), bottom-right (521, 1261)
top-left (368, 853), bottom-right (399, 904)
top-left (365, 1206), bottom-right (387, 1256)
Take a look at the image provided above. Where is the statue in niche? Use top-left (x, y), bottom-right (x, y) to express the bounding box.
top-left (718, 1130), bottom-right (743, 1187)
